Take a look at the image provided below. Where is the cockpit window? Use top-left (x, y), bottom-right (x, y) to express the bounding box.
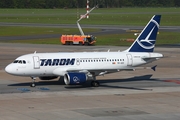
top-left (13, 60), bottom-right (26, 64)
top-left (13, 60), bottom-right (19, 63)
top-left (23, 60), bottom-right (26, 64)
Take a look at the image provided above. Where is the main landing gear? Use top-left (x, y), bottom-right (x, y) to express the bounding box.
top-left (91, 81), bottom-right (100, 87)
top-left (30, 77), bottom-right (36, 87)
top-left (90, 75), bottom-right (99, 87)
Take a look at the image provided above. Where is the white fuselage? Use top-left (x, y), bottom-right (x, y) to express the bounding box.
top-left (5, 51), bottom-right (163, 77)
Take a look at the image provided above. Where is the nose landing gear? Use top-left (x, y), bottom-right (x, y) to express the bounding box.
top-left (30, 77), bottom-right (36, 87)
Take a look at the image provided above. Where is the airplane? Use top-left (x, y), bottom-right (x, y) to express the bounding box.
top-left (5, 15), bottom-right (163, 87)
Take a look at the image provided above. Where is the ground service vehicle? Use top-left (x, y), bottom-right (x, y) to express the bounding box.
top-left (60, 6), bottom-right (97, 46)
top-left (61, 35), bottom-right (96, 45)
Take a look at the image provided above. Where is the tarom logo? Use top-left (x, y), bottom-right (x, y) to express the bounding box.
top-left (73, 76), bottom-right (80, 83)
top-left (137, 19), bottom-right (159, 49)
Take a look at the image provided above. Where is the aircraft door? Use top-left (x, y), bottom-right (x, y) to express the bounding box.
top-left (76, 58), bottom-right (80, 65)
top-left (126, 54), bottom-right (133, 66)
top-left (33, 56), bottom-right (40, 69)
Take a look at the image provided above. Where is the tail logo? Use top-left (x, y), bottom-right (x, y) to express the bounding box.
top-left (136, 19), bottom-right (159, 50)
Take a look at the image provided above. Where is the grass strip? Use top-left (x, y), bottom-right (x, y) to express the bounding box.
top-left (2, 31), bottom-right (180, 46)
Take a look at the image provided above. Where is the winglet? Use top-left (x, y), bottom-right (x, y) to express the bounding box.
top-left (151, 65), bottom-right (157, 71)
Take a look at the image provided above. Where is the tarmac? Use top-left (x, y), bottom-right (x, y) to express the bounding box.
top-left (0, 43), bottom-right (180, 120)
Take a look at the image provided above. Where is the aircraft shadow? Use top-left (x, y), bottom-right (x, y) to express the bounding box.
top-left (65, 74), bottom-right (157, 90)
top-left (8, 79), bottom-right (65, 87)
top-left (100, 74), bottom-right (156, 83)
top-left (8, 74), bottom-right (160, 91)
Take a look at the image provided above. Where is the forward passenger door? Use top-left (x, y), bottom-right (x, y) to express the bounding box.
top-left (33, 56), bottom-right (40, 69)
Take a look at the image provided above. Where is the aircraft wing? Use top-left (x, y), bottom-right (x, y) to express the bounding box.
top-left (67, 66), bottom-right (157, 74)
top-left (53, 67), bottom-right (135, 76)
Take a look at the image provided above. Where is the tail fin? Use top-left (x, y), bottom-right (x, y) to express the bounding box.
top-left (126, 15), bottom-right (161, 52)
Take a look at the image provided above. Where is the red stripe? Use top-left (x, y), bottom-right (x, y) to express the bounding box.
top-left (164, 80), bottom-right (180, 84)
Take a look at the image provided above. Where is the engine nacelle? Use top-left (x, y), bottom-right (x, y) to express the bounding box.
top-left (64, 72), bottom-right (87, 85)
top-left (39, 76), bottom-right (58, 80)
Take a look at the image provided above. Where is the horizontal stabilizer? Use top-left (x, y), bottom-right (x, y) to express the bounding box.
top-left (151, 65), bottom-right (157, 71)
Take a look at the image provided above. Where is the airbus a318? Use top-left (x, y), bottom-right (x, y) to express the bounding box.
top-left (5, 15), bottom-right (163, 87)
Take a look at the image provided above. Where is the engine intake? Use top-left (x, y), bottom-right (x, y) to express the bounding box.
top-left (64, 72), bottom-right (87, 85)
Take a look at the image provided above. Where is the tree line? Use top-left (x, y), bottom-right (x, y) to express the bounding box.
top-left (0, 0), bottom-right (180, 8)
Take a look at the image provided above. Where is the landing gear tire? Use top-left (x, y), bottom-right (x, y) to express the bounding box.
top-left (65, 41), bottom-right (69, 45)
top-left (30, 83), bottom-right (36, 87)
top-left (30, 77), bottom-right (36, 87)
top-left (84, 42), bottom-right (89, 46)
top-left (79, 42), bottom-right (83, 46)
top-left (91, 81), bottom-right (99, 87)
top-left (70, 42), bottom-right (73, 45)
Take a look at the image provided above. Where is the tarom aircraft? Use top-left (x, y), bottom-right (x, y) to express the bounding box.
top-left (5, 15), bottom-right (163, 87)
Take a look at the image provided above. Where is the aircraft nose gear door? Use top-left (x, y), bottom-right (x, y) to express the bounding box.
top-left (126, 54), bottom-right (133, 66)
top-left (33, 56), bottom-right (40, 69)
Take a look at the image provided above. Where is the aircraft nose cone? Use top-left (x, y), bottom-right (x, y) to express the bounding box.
top-left (5, 64), bottom-right (14, 74)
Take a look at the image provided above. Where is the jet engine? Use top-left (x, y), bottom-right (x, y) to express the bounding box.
top-left (39, 76), bottom-right (58, 80)
top-left (64, 72), bottom-right (87, 85)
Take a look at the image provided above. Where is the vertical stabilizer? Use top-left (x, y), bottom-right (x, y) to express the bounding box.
top-left (126, 15), bottom-right (161, 52)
